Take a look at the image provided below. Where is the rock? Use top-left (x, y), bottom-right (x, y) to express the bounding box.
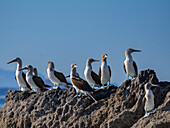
top-left (0, 69), bottom-right (169, 128)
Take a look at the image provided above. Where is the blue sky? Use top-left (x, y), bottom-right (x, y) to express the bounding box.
top-left (0, 0), bottom-right (170, 86)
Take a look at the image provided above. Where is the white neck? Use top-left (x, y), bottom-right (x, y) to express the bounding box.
top-left (125, 53), bottom-right (133, 60)
top-left (16, 62), bottom-right (22, 71)
top-left (27, 69), bottom-right (33, 77)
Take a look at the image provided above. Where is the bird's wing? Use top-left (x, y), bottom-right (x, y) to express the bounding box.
top-left (22, 72), bottom-right (32, 90)
top-left (32, 76), bottom-right (46, 90)
top-left (91, 71), bottom-right (102, 86)
top-left (71, 77), bottom-right (94, 92)
top-left (98, 67), bottom-right (101, 79)
top-left (123, 62), bottom-right (127, 74)
top-left (133, 61), bottom-right (138, 76)
top-left (54, 71), bottom-right (68, 83)
top-left (142, 96), bottom-right (146, 109)
top-left (108, 66), bottom-right (111, 77)
top-left (15, 73), bottom-right (17, 80)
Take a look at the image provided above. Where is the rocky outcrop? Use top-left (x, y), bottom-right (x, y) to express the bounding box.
top-left (0, 69), bottom-right (169, 128)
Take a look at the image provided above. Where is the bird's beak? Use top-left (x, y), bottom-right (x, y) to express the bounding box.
top-left (19, 67), bottom-right (28, 71)
top-left (132, 49), bottom-right (141, 52)
top-left (74, 65), bottom-right (78, 68)
top-left (93, 60), bottom-right (100, 62)
top-left (152, 84), bottom-right (160, 87)
top-left (105, 55), bottom-right (108, 58)
top-left (66, 75), bottom-right (70, 78)
top-left (7, 59), bottom-right (16, 64)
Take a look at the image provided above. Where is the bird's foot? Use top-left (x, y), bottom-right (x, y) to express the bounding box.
top-left (73, 93), bottom-right (81, 98)
top-left (31, 90), bottom-right (37, 93)
top-left (131, 77), bottom-right (135, 80)
top-left (100, 86), bottom-right (106, 89)
top-left (151, 109), bottom-right (155, 114)
top-left (144, 113), bottom-right (150, 118)
top-left (53, 86), bottom-right (59, 89)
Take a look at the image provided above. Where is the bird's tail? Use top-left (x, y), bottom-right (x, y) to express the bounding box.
top-left (44, 84), bottom-right (51, 88)
top-left (86, 91), bottom-right (97, 102)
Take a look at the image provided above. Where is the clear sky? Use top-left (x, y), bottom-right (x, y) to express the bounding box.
top-left (0, 0), bottom-right (170, 86)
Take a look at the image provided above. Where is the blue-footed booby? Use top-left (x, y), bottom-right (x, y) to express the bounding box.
top-left (20, 65), bottom-right (51, 92)
top-left (123, 48), bottom-right (141, 79)
top-left (143, 83), bottom-right (159, 117)
top-left (47, 61), bottom-right (71, 89)
top-left (99, 54), bottom-right (111, 87)
top-left (70, 64), bottom-right (97, 102)
top-left (84, 58), bottom-right (102, 88)
top-left (7, 57), bottom-right (31, 92)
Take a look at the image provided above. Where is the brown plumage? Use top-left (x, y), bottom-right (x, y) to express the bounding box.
top-left (71, 77), bottom-right (94, 92)
top-left (123, 62), bottom-right (126, 74)
top-left (133, 61), bottom-right (138, 76)
top-left (98, 66), bottom-right (111, 79)
top-left (32, 76), bottom-right (51, 90)
top-left (91, 71), bottom-right (102, 86)
top-left (54, 71), bottom-right (71, 88)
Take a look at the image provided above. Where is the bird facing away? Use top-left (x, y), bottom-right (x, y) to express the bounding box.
top-left (33, 68), bottom-right (38, 76)
top-left (99, 54), bottom-right (111, 87)
top-left (47, 61), bottom-right (71, 89)
top-left (20, 65), bottom-right (50, 92)
top-left (123, 48), bottom-right (141, 79)
top-left (7, 57), bottom-right (31, 92)
top-left (84, 58), bottom-right (102, 88)
top-left (70, 64), bottom-right (97, 102)
top-left (142, 83), bottom-right (159, 117)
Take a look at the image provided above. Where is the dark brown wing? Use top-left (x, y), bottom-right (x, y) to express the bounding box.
top-left (15, 73), bottom-right (16, 80)
top-left (91, 71), bottom-right (102, 86)
top-left (123, 62), bottom-right (127, 74)
top-left (71, 77), bottom-right (94, 92)
top-left (32, 76), bottom-right (46, 90)
top-left (98, 67), bottom-right (101, 79)
top-left (142, 97), bottom-right (146, 109)
top-left (108, 66), bottom-right (111, 77)
top-left (22, 72), bottom-right (32, 90)
top-left (54, 71), bottom-right (68, 84)
top-left (133, 61), bottom-right (138, 76)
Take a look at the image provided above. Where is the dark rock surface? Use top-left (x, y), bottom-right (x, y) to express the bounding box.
top-left (0, 69), bottom-right (169, 128)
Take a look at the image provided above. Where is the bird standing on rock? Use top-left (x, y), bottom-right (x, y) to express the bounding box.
top-left (70, 64), bottom-right (97, 102)
top-left (84, 58), bottom-right (102, 88)
top-left (123, 48), bottom-right (141, 80)
top-left (99, 54), bottom-right (111, 88)
top-left (7, 57), bottom-right (31, 92)
top-left (47, 61), bottom-right (71, 89)
top-left (143, 83), bottom-right (159, 117)
top-left (20, 65), bottom-right (51, 92)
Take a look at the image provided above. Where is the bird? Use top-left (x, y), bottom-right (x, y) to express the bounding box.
top-left (123, 48), bottom-right (141, 79)
top-left (7, 57), bottom-right (31, 92)
top-left (65, 64), bottom-right (80, 78)
top-left (20, 65), bottom-right (51, 92)
top-left (47, 61), bottom-right (71, 89)
top-left (84, 58), bottom-right (102, 88)
top-left (70, 64), bottom-right (97, 102)
top-left (99, 54), bottom-right (111, 87)
top-left (33, 68), bottom-right (38, 76)
top-left (142, 83), bottom-right (159, 117)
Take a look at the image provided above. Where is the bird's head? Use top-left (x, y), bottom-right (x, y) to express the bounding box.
top-left (71, 64), bottom-right (78, 69)
top-left (125, 48), bottom-right (141, 55)
top-left (20, 65), bottom-right (33, 71)
top-left (102, 54), bottom-right (108, 61)
top-left (87, 58), bottom-right (100, 64)
top-left (7, 57), bottom-right (22, 64)
top-left (48, 61), bottom-right (55, 70)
